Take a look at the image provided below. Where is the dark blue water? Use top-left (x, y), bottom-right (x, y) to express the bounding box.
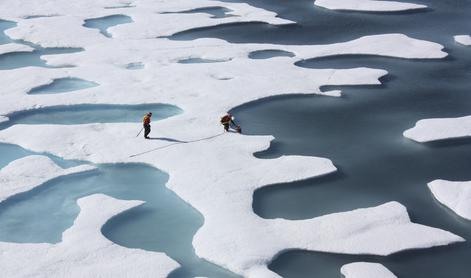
top-left (27, 77), bottom-right (99, 94)
top-left (212, 1), bottom-right (471, 276)
top-left (83, 15), bottom-right (133, 38)
top-left (171, 0), bottom-right (471, 276)
top-left (248, 49), bottom-right (295, 59)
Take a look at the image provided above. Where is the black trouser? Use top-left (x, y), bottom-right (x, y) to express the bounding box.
top-left (223, 123), bottom-right (230, 131)
top-left (144, 124), bottom-right (151, 138)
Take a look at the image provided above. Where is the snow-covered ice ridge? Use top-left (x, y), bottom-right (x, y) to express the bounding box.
top-left (0, 155), bottom-right (95, 202)
top-left (0, 194), bottom-right (179, 277)
top-left (314, 0), bottom-right (427, 12)
top-left (0, 0), bottom-right (461, 277)
top-left (341, 262), bottom-right (397, 278)
top-left (455, 35), bottom-right (471, 46)
top-left (428, 180), bottom-right (471, 221)
top-left (403, 115), bottom-right (471, 142)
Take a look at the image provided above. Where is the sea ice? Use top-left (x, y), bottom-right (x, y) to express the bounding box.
top-left (314, 0), bottom-right (427, 12)
top-left (0, 155), bottom-right (95, 202)
top-left (0, 0), bottom-right (460, 276)
top-left (341, 262), bottom-right (397, 278)
top-left (403, 115), bottom-right (471, 142)
top-left (0, 194), bottom-right (179, 277)
top-left (454, 35), bottom-right (471, 46)
top-left (428, 180), bottom-right (471, 221)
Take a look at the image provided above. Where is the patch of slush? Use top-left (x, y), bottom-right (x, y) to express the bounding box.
top-left (428, 180), bottom-right (471, 221)
top-left (341, 262), bottom-right (397, 278)
top-left (314, 0), bottom-right (427, 12)
top-left (27, 77), bottom-right (99, 95)
top-left (0, 194), bottom-right (179, 277)
top-left (454, 35), bottom-right (471, 46)
top-left (104, 2), bottom-right (136, 9)
top-left (178, 57), bottom-right (232, 64)
top-left (248, 49), bottom-right (295, 59)
top-left (0, 155), bottom-right (95, 203)
top-left (125, 61), bottom-right (144, 69)
top-left (0, 103), bottom-right (181, 130)
top-left (403, 115), bottom-right (471, 142)
top-left (23, 14), bottom-right (60, 19)
top-left (83, 15), bottom-right (133, 38)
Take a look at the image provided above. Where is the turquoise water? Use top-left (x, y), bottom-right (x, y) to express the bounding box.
top-left (0, 20), bottom-right (15, 44)
top-left (27, 77), bottom-right (99, 94)
top-left (0, 103), bottom-right (182, 130)
top-left (83, 15), bottom-right (133, 38)
top-left (0, 148), bottom-right (237, 277)
top-left (0, 19), bottom-right (82, 70)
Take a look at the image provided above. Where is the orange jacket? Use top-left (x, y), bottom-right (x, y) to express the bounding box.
top-left (143, 115), bottom-right (151, 125)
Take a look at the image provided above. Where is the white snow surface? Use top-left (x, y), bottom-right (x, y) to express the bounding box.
top-left (0, 155), bottom-right (95, 202)
top-left (0, 194), bottom-right (179, 277)
top-left (0, 43), bottom-right (34, 55)
top-left (314, 0), bottom-right (426, 12)
top-left (341, 262), bottom-right (397, 278)
top-left (428, 180), bottom-right (471, 221)
top-left (403, 115), bottom-right (471, 142)
top-left (454, 35), bottom-right (471, 46)
top-left (0, 0), bottom-right (460, 277)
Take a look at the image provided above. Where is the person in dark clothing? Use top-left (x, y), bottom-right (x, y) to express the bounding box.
top-left (220, 113), bottom-right (241, 133)
top-left (143, 112), bottom-right (152, 139)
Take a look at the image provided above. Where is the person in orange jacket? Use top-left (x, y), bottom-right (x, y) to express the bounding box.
top-left (220, 113), bottom-right (241, 133)
top-left (143, 112), bottom-right (152, 139)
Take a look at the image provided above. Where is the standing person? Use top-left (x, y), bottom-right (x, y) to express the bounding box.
top-left (143, 112), bottom-right (152, 139)
top-left (220, 113), bottom-right (241, 133)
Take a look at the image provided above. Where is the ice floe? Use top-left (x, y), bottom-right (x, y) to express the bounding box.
top-left (428, 180), bottom-right (471, 221)
top-left (341, 262), bottom-right (397, 278)
top-left (454, 35), bottom-right (471, 46)
top-left (0, 34), bottom-right (446, 116)
top-left (0, 0), bottom-right (459, 276)
top-left (0, 155), bottom-right (95, 202)
top-left (0, 43), bottom-right (34, 55)
top-left (404, 115), bottom-right (471, 142)
top-left (0, 194), bottom-right (179, 277)
top-left (314, 0), bottom-right (427, 12)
